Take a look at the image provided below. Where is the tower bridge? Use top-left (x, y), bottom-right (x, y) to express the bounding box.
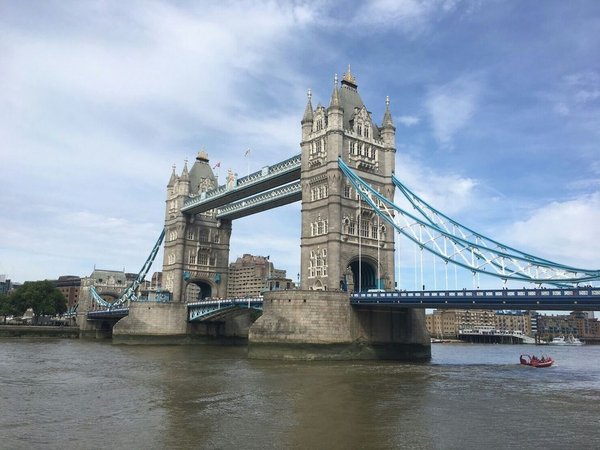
top-left (79, 67), bottom-right (600, 359)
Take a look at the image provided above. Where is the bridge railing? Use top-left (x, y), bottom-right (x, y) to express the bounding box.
top-left (183, 154), bottom-right (301, 209)
top-left (352, 288), bottom-right (600, 299)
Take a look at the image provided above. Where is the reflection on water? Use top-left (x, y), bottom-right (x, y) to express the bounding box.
top-left (1, 340), bottom-right (599, 449)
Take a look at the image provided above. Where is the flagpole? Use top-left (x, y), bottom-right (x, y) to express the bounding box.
top-left (246, 149), bottom-right (250, 177)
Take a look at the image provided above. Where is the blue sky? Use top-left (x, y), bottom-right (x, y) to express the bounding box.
top-left (1, 0), bottom-right (599, 288)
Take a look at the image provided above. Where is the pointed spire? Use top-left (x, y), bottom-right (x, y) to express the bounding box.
top-left (181, 158), bottom-right (189, 180)
top-left (301, 88), bottom-right (314, 124)
top-left (341, 64), bottom-right (357, 89)
top-left (167, 164), bottom-right (177, 187)
top-left (329, 73), bottom-right (340, 108)
top-left (382, 95), bottom-right (395, 128)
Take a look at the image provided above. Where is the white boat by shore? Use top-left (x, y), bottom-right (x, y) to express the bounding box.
top-left (549, 335), bottom-right (584, 346)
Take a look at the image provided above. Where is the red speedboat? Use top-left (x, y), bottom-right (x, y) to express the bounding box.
top-left (520, 354), bottom-right (554, 368)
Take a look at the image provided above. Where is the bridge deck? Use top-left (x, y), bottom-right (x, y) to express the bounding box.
top-left (351, 288), bottom-right (600, 310)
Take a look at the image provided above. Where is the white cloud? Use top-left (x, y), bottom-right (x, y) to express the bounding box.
top-left (425, 75), bottom-right (482, 146)
top-left (351, 0), bottom-right (469, 35)
top-left (500, 192), bottom-right (600, 269)
top-left (397, 115), bottom-right (420, 126)
top-left (395, 153), bottom-right (478, 216)
top-left (0, 1), bottom-right (316, 282)
top-left (550, 70), bottom-right (600, 121)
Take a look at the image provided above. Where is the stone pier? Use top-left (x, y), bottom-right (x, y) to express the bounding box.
top-left (248, 290), bottom-right (431, 361)
top-left (111, 302), bottom-right (254, 344)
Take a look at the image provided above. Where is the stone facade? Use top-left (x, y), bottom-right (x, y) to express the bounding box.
top-left (249, 290), bottom-right (430, 360)
top-left (300, 67), bottom-right (396, 292)
top-left (163, 151), bottom-right (232, 303)
top-left (112, 302), bottom-right (188, 343)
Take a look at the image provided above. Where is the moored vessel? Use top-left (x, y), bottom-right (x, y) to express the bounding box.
top-left (549, 335), bottom-right (584, 346)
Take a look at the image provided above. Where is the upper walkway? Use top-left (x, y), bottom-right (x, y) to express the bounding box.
top-left (181, 154), bottom-right (301, 216)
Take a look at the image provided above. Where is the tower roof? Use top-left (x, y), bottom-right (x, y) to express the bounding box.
top-left (189, 150), bottom-right (217, 194)
top-left (337, 67), bottom-right (381, 139)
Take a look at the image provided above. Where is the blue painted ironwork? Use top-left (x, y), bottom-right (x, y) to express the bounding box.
top-left (187, 298), bottom-right (263, 321)
top-left (87, 308), bottom-right (129, 320)
top-left (182, 154), bottom-right (301, 215)
top-left (215, 181), bottom-right (301, 220)
top-left (351, 288), bottom-right (600, 311)
top-left (90, 229), bottom-right (166, 310)
top-left (338, 158), bottom-right (600, 286)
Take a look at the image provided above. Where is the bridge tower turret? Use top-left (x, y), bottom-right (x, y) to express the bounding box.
top-left (162, 151), bottom-right (231, 302)
top-left (300, 67), bottom-right (396, 292)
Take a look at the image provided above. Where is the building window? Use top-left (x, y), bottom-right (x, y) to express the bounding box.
top-left (360, 220), bottom-right (369, 238)
top-left (348, 221), bottom-right (356, 235)
top-left (344, 185), bottom-right (351, 198)
top-left (198, 252), bottom-right (208, 266)
top-left (371, 224), bottom-right (378, 239)
top-left (187, 229), bottom-right (195, 240)
top-left (168, 253), bottom-right (175, 265)
top-left (189, 253), bottom-right (197, 264)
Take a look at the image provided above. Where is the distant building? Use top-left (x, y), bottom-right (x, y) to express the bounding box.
top-left (426, 309), bottom-right (534, 339)
top-left (81, 269), bottom-right (136, 306)
top-left (227, 254), bottom-right (292, 298)
top-left (0, 275), bottom-right (12, 295)
top-left (53, 275), bottom-right (81, 311)
top-left (427, 309), bottom-right (600, 341)
top-left (536, 312), bottom-right (600, 340)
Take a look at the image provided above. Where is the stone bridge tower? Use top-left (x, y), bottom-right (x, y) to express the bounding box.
top-left (300, 68), bottom-right (396, 292)
top-left (163, 151), bottom-right (232, 302)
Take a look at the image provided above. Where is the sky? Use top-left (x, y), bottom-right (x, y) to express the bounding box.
top-left (1, 0), bottom-right (599, 290)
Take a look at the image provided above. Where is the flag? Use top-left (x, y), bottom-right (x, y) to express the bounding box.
top-left (244, 149), bottom-right (251, 157)
top-left (212, 162), bottom-right (220, 169)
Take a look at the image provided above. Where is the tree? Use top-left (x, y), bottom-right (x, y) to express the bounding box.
top-left (0, 292), bottom-right (14, 324)
top-left (9, 281), bottom-right (67, 324)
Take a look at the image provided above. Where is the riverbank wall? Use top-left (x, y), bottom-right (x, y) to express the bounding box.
top-left (0, 325), bottom-right (80, 338)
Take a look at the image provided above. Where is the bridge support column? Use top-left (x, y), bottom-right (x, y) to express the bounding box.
top-left (112, 302), bottom-right (189, 344)
top-left (248, 291), bottom-right (430, 361)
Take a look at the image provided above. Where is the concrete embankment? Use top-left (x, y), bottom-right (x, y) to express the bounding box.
top-left (0, 325), bottom-right (80, 338)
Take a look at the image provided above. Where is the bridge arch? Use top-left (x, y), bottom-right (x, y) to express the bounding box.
top-left (311, 279), bottom-right (325, 291)
top-left (347, 256), bottom-right (379, 292)
top-left (185, 279), bottom-right (214, 302)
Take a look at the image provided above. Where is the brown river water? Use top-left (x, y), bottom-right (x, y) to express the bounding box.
top-left (1, 340), bottom-right (599, 449)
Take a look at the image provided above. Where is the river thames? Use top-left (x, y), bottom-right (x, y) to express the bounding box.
top-left (1, 340), bottom-right (598, 449)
